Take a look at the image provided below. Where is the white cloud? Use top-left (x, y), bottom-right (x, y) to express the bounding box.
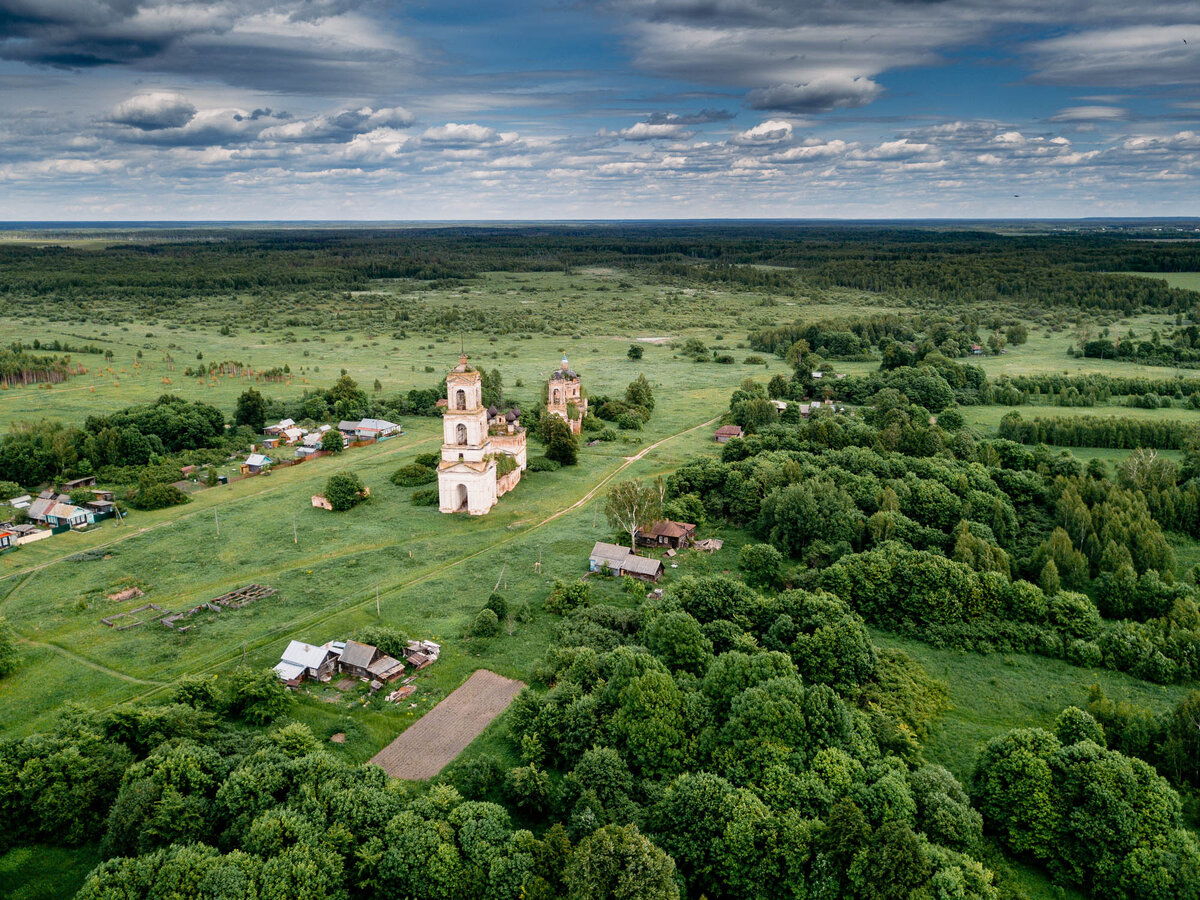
top-left (421, 122), bottom-right (500, 144)
top-left (1049, 105), bottom-right (1130, 122)
top-left (109, 92), bottom-right (197, 130)
top-left (617, 122), bottom-right (694, 141)
top-left (737, 120), bottom-right (794, 143)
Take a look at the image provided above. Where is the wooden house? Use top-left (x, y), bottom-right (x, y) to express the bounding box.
top-left (0, 530), bottom-right (14, 552)
top-left (45, 502), bottom-right (93, 528)
top-left (587, 541), bottom-right (664, 582)
top-left (636, 520), bottom-right (696, 550)
top-left (714, 424), bottom-right (743, 443)
top-left (274, 640), bottom-right (339, 684)
top-left (61, 476), bottom-right (97, 491)
top-left (338, 640), bottom-right (379, 678)
top-left (241, 453), bottom-right (272, 474)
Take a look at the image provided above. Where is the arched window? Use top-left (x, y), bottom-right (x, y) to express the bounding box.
top-left (456, 389), bottom-right (466, 410)
top-left (552, 389), bottom-right (560, 404)
top-left (456, 423), bottom-right (468, 445)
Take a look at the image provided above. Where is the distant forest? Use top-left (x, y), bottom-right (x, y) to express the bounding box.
top-left (2, 226), bottom-right (1199, 333)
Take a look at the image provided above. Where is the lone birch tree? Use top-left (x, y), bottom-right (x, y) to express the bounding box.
top-left (604, 479), bottom-right (661, 552)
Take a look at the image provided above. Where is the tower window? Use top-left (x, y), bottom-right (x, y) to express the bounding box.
top-left (456, 423), bottom-right (468, 445)
top-left (456, 389), bottom-right (466, 410)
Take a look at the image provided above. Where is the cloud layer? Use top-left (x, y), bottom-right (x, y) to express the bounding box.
top-left (0, 0), bottom-right (1197, 217)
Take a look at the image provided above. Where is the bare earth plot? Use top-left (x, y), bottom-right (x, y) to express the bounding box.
top-left (370, 669), bottom-right (526, 780)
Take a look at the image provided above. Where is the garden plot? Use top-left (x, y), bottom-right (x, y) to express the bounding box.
top-left (369, 669), bottom-right (525, 780)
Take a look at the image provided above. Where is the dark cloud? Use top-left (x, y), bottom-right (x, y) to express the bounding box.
top-left (0, 0), bottom-right (418, 93)
top-left (747, 76), bottom-right (882, 113)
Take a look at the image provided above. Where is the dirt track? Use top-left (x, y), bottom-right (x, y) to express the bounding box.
top-left (370, 669), bottom-right (525, 780)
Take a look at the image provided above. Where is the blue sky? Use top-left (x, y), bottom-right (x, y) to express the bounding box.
top-left (0, 0), bottom-right (1197, 219)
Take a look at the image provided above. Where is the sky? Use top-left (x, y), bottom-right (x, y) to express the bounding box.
top-left (0, 0), bottom-right (1197, 220)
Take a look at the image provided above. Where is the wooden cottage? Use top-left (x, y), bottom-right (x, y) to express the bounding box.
top-left (714, 424), bottom-right (743, 443)
top-left (338, 640), bottom-right (379, 679)
top-left (636, 520), bottom-right (696, 550)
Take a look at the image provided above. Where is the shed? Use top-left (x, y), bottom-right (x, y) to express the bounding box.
top-left (367, 655), bottom-right (406, 682)
top-left (0, 530), bottom-right (14, 551)
top-left (265, 418), bottom-right (296, 435)
top-left (714, 424), bottom-right (743, 443)
top-left (62, 476), bottom-right (97, 491)
top-left (339, 640), bottom-right (380, 679)
top-left (9, 495), bottom-right (31, 509)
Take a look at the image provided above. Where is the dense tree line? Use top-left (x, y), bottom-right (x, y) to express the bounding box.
top-left (997, 412), bottom-right (1194, 449)
top-left (0, 345), bottom-right (83, 387)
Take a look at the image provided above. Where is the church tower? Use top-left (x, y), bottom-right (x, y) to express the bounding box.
top-left (438, 354), bottom-right (499, 514)
top-left (547, 355), bottom-right (587, 434)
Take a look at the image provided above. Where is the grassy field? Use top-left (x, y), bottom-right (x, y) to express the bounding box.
top-left (0, 268), bottom-right (892, 429)
top-left (0, 338), bottom-right (760, 747)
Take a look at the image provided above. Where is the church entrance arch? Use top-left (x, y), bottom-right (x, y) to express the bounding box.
top-left (455, 483), bottom-right (468, 511)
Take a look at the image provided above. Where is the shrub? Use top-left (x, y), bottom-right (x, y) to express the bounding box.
top-left (528, 456), bottom-right (561, 472)
top-left (410, 488), bottom-right (439, 506)
top-left (129, 483), bottom-right (190, 511)
top-left (597, 429), bottom-right (618, 442)
top-left (485, 593), bottom-right (508, 620)
top-left (472, 608), bottom-right (500, 638)
top-left (546, 579), bottom-right (592, 615)
top-left (390, 463), bottom-right (436, 486)
top-left (0, 481), bottom-right (22, 499)
top-left (415, 452), bottom-right (440, 468)
top-left (627, 344), bottom-right (644, 360)
top-left (743, 355), bottom-right (766, 365)
top-left (355, 625), bottom-right (409, 659)
top-left (324, 471), bottom-right (367, 511)
top-left (616, 412), bottom-right (643, 431)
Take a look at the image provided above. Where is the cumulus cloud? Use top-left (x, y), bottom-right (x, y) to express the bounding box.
top-left (421, 122), bottom-right (500, 144)
top-left (618, 121), bottom-right (694, 141)
top-left (747, 76), bottom-right (882, 113)
top-left (259, 106), bottom-right (413, 142)
top-left (737, 120), bottom-right (794, 143)
top-left (109, 92), bottom-right (196, 130)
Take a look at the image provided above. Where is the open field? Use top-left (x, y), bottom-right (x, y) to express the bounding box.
top-left (0, 352), bottom-right (750, 743)
top-left (370, 669), bottom-right (526, 779)
top-left (4, 231), bottom-right (1200, 900)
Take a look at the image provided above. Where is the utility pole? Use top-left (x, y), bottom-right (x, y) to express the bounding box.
top-left (376, 579), bottom-right (381, 617)
top-left (215, 511), bottom-right (220, 537)
top-left (293, 516), bottom-right (297, 544)
top-left (534, 547), bottom-right (541, 574)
